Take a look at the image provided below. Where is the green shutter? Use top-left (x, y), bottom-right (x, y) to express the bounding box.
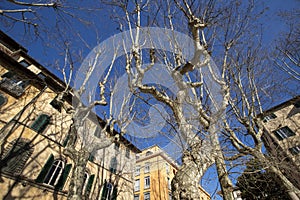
top-left (111, 186), bottom-right (118, 200)
top-left (31, 114), bottom-right (50, 133)
top-left (36, 154), bottom-right (54, 183)
top-left (55, 163), bottom-right (72, 190)
top-left (86, 174), bottom-right (95, 195)
top-left (88, 153), bottom-right (95, 162)
top-left (101, 180), bottom-right (108, 200)
top-left (62, 134), bottom-right (70, 147)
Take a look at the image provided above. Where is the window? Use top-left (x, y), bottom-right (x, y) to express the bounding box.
top-left (31, 114), bottom-right (51, 133)
top-left (135, 165), bottom-right (140, 176)
top-left (101, 181), bottom-right (117, 200)
top-left (294, 101), bottom-right (300, 108)
top-left (144, 192), bottom-right (150, 200)
top-left (94, 126), bottom-right (102, 138)
top-left (19, 60), bottom-right (30, 67)
top-left (0, 71), bottom-right (29, 97)
top-left (135, 179), bottom-right (140, 191)
top-left (263, 113), bottom-right (277, 122)
top-left (273, 126), bottom-right (295, 140)
top-left (110, 157), bottom-right (118, 173)
top-left (136, 155), bottom-right (140, 160)
top-left (0, 93), bottom-right (7, 107)
top-left (38, 72), bottom-right (46, 80)
top-left (114, 142), bottom-right (120, 151)
top-left (43, 160), bottom-right (64, 186)
top-left (134, 194), bottom-right (140, 200)
top-left (83, 172), bottom-right (95, 197)
top-left (144, 162), bottom-right (150, 173)
top-left (126, 147), bottom-right (130, 158)
top-left (144, 176), bottom-right (150, 189)
top-left (289, 145), bottom-right (300, 155)
top-left (36, 154), bottom-right (72, 190)
top-left (1, 138), bottom-right (34, 175)
top-left (166, 163), bottom-right (169, 174)
top-left (146, 151), bottom-right (152, 156)
top-left (167, 177), bottom-right (171, 189)
top-left (50, 95), bottom-right (64, 112)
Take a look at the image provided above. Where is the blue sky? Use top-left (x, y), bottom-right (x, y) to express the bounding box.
top-left (1, 0), bottom-right (299, 199)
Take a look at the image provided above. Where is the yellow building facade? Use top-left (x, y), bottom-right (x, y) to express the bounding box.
top-left (134, 145), bottom-right (210, 200)
top-left (261, 96), bottom-right (300, 189)
top-left (0, 30), bottom-right (140, 200)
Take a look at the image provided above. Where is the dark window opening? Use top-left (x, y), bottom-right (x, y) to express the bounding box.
top-left (0, 93), bottom-right (7, 106)
top-left (273, 126), bottom-right (295, 140)
top-left (19, 60), bottom-right (30, 68)
top-left (294, 101), bottom-right (300, 108)
top-left (0, 71), bottom-right (29, 97)
top-left (109, 157), bottom-right (118, 173)
top-left (289, 145), bottom-right (300, 155)
top-left (263, 113), bottom-right (277, 122)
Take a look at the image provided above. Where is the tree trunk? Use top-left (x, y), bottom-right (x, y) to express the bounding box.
top-left (214, 146), bottom-right (234, 200)
top-left (210, 122), bottom-right (234, 200)
top-left (67, 148), bottom-right (89, 200)
top-left (171, 143), bottom-right (213, 200)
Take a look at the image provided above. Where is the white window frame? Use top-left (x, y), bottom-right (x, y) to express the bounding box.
top-left (144, 176), bottom-right (150, 189)
top-left (144, 192), bottom-right (150, 200)
top-left (44, 160), bottom-right (64, 186)
top-left (135, 165), bottom-right (140, 176)
top-left (144, 163), bottom-right (150, 173)
top-left (134, 179), bottom-right (140, 191)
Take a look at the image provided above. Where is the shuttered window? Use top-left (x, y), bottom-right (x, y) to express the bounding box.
top-left (1, 138), bottom-right (33, 175)
top-left (36, 154), bottom-right (71, 190)
top-left (31, 114), bottom-right (51, 133)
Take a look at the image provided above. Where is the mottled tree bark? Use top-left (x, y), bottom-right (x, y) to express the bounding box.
top-left (66, 149), bottom-right (89, 200)
top-left (172, 142), bottom-right (213, 200)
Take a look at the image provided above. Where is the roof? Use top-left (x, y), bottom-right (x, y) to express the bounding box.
top-left (259, 96), bottom-right (300, 117)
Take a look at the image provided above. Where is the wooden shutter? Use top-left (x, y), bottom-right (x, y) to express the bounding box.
top-left (36, 154), bottom-right (54, 183)
top-left (101, 180), bottom-right (108, 200)
top-left (111, 186), bottom-right (118, 200)
top-left (31, 114), bottom-right (50, 133)
top-left (85, 174), bottom-right (95, 195)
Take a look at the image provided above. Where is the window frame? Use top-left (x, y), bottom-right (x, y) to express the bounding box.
top-left (43, 159), bottom-right (65, 186)
top-left (135, 165), bottom-right (140, 176)
top-left (126, 147), bottom-right (130, 158)
top-left (109, 156), bottom-right (118, 173)
top-left (144, 162), bottom-right (150, 173)
top-left (273, 126), bottom-right (295, 140)
top-left (289, 145), bottom-right (300, 155)
top-left (135, 179), bottom-right (140, 191)
top-left (134, 194), bottom-right (140, 200)
top-left (144, 192), bottom-right (150, 200)
top-left (263, 113), bottom-right (277, 122)
top-left (144, 176), bottom-right (150, 189)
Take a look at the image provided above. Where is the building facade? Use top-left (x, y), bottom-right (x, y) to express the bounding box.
top-left (261, 96), bottom-right (300, 188)
top-left (134, 145), bottom-right (210, 200)
top-left (0, 31), bottom-right (140, 200)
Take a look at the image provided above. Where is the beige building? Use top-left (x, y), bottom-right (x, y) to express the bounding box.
top-left (261, 96), bottom-right (300, 188)
top-left (0, 30), bottom-right (140, 200)
top-left (134, 145), bottom-right (210, 200)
